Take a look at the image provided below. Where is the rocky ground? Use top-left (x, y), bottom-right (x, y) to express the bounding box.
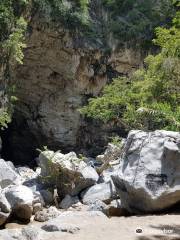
top-left (0, 130), bottom-right (180, 239)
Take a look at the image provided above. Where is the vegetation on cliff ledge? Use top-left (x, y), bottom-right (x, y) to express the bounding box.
top-left (81, 1), bottom-right (180, 131)
top-left (0, 0), bottom-right (28, 128)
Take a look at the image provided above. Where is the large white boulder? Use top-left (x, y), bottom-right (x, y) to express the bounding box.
top-left (112, 130), bottom-right (180, 213)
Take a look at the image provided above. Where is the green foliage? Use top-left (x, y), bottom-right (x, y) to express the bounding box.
top-left (0, 109), bottom-right (11, 129)
top-left (0, 0), bottom-right (28, 129)
top-left (102, 0), bottom-right (175, 46)
top-left (81, 9), bottom-right (180, 131)
top-left (33, 0), bottom-right (90, 29)
top-left (3, 17), bottom-right (27, 64)
top-left (110, 136), bottom-right (122, 146)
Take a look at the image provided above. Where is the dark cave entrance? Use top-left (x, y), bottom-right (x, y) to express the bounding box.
top-left (0, 118), bottom-right (39, 168)
top-left (0, 113), bottom-right (128, 168)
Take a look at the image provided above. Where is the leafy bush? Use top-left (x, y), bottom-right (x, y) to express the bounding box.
top-left (102, 0), bottom-right (175, 47)
top-left (80, 6), bottom-right (180, 131)
top-left (0, 0), bottom-right (28, 128)
top-left (33, 0), bottom-right (90, 29)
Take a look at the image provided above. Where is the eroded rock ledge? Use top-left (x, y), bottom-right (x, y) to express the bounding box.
top-left (6, 14), bottom-right (143, 164)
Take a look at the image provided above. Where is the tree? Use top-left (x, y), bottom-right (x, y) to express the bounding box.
top-left (80, 4), bottom-right (180, 131)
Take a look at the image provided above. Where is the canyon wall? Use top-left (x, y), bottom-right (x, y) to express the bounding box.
top-left (6, 4), bottom-right (144, 164)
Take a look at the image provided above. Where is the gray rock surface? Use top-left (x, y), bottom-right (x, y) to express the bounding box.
top-left (41, 222), bottom-right (80, 233)
top-left (59, 195), bottom-right (79, 209)
top-left (87, 200), bottom-right (109, 216)
top-left (9, 13), bottom-right (143, 165)
top-left (0, 159), bottom-right (21, 188)
top-left (81, 181), bottom-right (117, 204)
top-left (112, 130), bottom-right (180, 213)
top-left (39, 151), bottom-right (99, 199)
top-left (5, 185), bottom-right (34, 220)
top-left (16, 166), bottom-right (39, 182)
top-left (39, 189), bottom-right (54, 205)
top-left (34, 206), bottom-right (60, 222)
top-left (0, 193), bottom-right (11, 213)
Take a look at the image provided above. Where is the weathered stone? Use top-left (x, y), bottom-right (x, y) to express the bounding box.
top-left (87, 200), bottom-right (109, 216)
top-left (8, 8), bottom-right (143, 165)
top-left (81, 181), bottom-right (117, 204)
top-left (5, 185), bottom-right (34, 220)
top-left (16, 166), bottom-right (39, 182)
top-left (0, 193), bottom-right (11, 213)
top-left (107, 199), bottom-right (128, 217)
top-left (96, 143), bottom-right (123, 164)
top-left (0, 212), bottom-right (10, 226)
top-left (0, 159), bottom-right (21, 188)
top-left (39, 151), bottom-right (99, 199)
top-left (59, 195), bottom-right (79, 209)
top-left (33, 203), bottom-right (43, 214)
top-left (41, 222), bottom-right (80, 234)
top-left (112, 130), bottom-right (180, 213)
top-left (39, 189), bottom-right (54, 205)
top-left (34, 206), bottom-right (60, 222)
top-left (21, 227), bottom-right (40, 240)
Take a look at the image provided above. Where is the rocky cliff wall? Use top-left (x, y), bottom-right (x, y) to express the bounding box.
top-left (5, 7), bottom-right (143, 164)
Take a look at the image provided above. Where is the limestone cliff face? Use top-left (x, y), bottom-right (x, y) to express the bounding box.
top-left (8, 14), bottom-right (143, 164)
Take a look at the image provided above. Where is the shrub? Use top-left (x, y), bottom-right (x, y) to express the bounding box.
top-left (80, 6), bottom-right (180, 131)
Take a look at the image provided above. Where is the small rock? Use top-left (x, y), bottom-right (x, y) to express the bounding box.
top-left (41, 223), bottom-right (80, 233)
top-left (33, 203), bottom-right (42, 214)
top-left (34, 206), bottom-right (60, 222)
top-left (21, 227), bottom-right (40, 240)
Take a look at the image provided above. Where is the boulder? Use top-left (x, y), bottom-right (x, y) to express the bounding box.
top-left (5, 185), bottom-right (34, 220)
top-left (81, 181), bottom-right (117, 204)
top-left (38, 151), bottom-right (99, 199)
top-left (0, 212), bottom-right (10, 226)
top-left (59, 195), bottom-right (79, 209)
top-left (112, 130), bottom-right (180, 213)
top-left (0, 193), bottom-right (11, 213)
top-left (0, 159), bottom-right (21, 188)
top-left (39, 189), bottom-right (54, 205)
